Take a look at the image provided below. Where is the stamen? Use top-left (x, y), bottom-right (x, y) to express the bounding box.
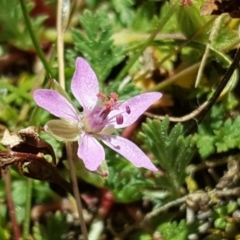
top-left (116, 114), bottom-right (123, 124)
top-left (126, 105), bottom-right (131, 114)
top-left (110, 92), bottom-right (118, 102)
top-left (104, 101), bottom-right (112, 110)
top-left (97, 92), bottom-right (107, 101)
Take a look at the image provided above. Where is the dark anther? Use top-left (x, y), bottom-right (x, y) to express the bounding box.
top-left (126, 105), bottom-right (131, 114)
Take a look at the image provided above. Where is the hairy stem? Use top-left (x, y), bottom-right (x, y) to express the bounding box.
top-left (56, 0), bottom-right (88, 237)
top-left (66, 142), bottom-right (88, 239)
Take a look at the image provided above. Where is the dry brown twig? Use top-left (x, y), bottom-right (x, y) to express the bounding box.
top-left (144, 101), bottom-right (207, 122)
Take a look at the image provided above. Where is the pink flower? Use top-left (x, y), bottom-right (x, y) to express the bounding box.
top-left (33, 57), bottom-right (162, 172)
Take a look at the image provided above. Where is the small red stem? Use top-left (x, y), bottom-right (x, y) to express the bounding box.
top-left (97, 189), bottom-right (114, 219)
top-left (4, 172), bottom-right (22, 240)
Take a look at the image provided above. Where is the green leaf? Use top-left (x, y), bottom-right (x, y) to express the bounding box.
top-left (196, 135), bottom-right (216, 158)
top-left (32, 180), bottom-right (58, 204)
top-left (212, 21), bottom-right (239, 50)
top-left (12, 181), bottom-right (27, 205)
top-left (0, 227), bottom-right (7, 240)
top-left (175, 0), bottom-right (209, 42)
top-left (33, 212), bottom-right (70, 240)
top-left (12, 180), bottom-right (27, 223)
top-left (106, 153), bottom-right (155, 203)
top-left (131, 1), bottom-right (160, 32)
top-left (195, 104), bottom-right (240, 158)
top-left (111, 0), bottom-right (134, 27)
top-left (140, 117), bottom-right (193, 197)
top-left (0, 0), bottom-right (46, 49)
top-left (158, 220), bottom-right (197, 240)
top-left (70, 10), bottom-right (125, 82)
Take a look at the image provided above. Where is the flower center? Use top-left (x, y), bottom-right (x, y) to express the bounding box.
top-left (83, 92), bottom-right (130, 134)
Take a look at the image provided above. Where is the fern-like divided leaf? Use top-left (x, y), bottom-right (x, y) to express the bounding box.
top-left (106, 155), bottom-right (155, 203)
top-left (71, 10), bottom-right (125, 82)
top-left (0, 0), bottom-right (46, 49)
top-left (33, 212), bottom-right (71, 240)
top-left (111, 0), bottom-right (134, 27)
top-left (195, 105), bottom-right (240, 158)
top-left (158, 220), bottom-right (198, 240)
top-left (140, 117), bottom-right (193, 196)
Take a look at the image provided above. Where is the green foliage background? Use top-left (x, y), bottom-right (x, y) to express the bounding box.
top-left (0, 0), bottom-right (240, 239)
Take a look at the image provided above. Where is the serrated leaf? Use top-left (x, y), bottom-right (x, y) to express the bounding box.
top-left (158, 220), bottom-right (197, 240)
top-left (70, 10), bottom-right (125, 82)
top-left (33, 212), bottom-right (70, 240)
top-left (131, 1), bottom-right (160, 32)
top-left (111, 0), bottom-right (134, 27)
top-left (140, 117), bottom-right (193, 196)
top-left (32, 222), bottom-right (44, 240)
top-left (196, 104), bottom-right (240, 158)
top-left (105, 153), bottom-right (155, 203)
top-left (196, 135), bottom-right (216, 158)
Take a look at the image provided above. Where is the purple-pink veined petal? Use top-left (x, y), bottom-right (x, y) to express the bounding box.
top-left (101, 134), bottom-right (158, 171)
top-left (78, 133), bottom-right (105, 171)
top-left (107, 92), bottom-right (162, 129)
top-left (33, 89), bottom-right (79, 121)
top-left (71, 57), bottom-right (99, 111)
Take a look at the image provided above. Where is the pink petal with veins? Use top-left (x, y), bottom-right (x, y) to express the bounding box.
top-left (71, 57), bottom-right (99, 111)
top-left (101, 135), bottom-right (158, 171)
top-left (33, 89), bottom-right (79, 121)
top-left (78, 133), bottom-right (105, 171)
top-left (107, 92), bottom-right (162, 128)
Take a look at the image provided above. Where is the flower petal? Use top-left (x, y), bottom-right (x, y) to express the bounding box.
top-left (44, 119), bottom-right (79, 141)
top-left (34, 89), bottom-right (79, 121)
top-left (77, 133), bottom-right (105, 171)
top-left (71, 57), bottom-right (99, 111)
top-left (101, 135), bottom-right (158, 171)
top-left (108, 92), bottom-right (162, 128)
